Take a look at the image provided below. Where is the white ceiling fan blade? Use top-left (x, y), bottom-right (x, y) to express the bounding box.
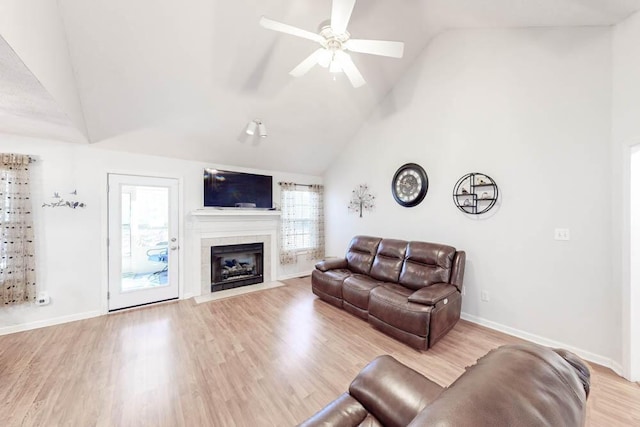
top-left (345, 39), bottom-right (405, 58)
top-left (335, 51), bottom-right (365, 88)
top-left (260, 16), bottom-right (324, 44)
top-left (331, 0), bottom-right (356, 34)
top-left (290, 49), bottom-right (324, 77)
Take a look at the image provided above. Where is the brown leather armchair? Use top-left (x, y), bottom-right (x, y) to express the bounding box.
top-left (298, 344), bottom-right (591, 427)
top-left (312, 236), bottom-right (466, 349)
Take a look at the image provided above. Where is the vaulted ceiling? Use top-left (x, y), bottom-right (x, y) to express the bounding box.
top-left (2, 0), bottom-right (640, 174)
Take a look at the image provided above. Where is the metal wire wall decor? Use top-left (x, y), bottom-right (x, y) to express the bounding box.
top-left (452, 173), bottom-right (498, 215)
top-left (348, 184), bottom-right (375, 218)
top-left (42, 190), bottom-right (86, 209)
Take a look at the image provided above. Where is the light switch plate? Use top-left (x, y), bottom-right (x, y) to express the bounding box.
top-left (554, 228), bottom-right (570, 241)
top-left (481, 290), bottom-right (490, 302)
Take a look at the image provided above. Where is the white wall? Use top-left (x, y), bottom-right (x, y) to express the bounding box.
top-left (0, 0), bottom-right (87, 138)
top-left (325, 28), bottom-right (617, 365)
top-left (612, 9), bottom-right (640, 381)
top-left (0, 135), bottom-right (321, 333)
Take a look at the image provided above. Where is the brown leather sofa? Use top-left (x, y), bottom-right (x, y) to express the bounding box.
top-left (312, 236), bottom-right (465, 349)
top-left (298, 344), bottom-right (591, 427)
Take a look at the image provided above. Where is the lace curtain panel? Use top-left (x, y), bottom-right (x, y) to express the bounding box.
top-left (0, 154), bottom-right (36, 306)
top-left (279, 183), bottom-right (325, 265)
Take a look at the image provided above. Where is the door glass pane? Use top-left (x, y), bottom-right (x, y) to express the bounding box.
top-left (120, 185), bottom-right (169, 292)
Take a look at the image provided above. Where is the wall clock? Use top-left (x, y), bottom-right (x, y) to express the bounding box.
top-left (391, 163), bottom-right (429, 207)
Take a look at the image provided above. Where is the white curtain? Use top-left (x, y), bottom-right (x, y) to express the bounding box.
top-left (0, 154), bottom-right (36, 306)
top-left (307, 185), bottom-right (325, 260)
top-left (279, 183), bottom-right (325, 265)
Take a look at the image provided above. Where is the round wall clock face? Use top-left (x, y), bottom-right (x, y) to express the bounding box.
top-left (392, 163), bottom-right (429, 207)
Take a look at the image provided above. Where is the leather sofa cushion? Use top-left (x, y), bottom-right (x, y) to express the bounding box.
top-left (370, 239), bottom-right (407, 283)
top-left (311, 269), bottom-right (352, 299)
top-left (297, 392), bottom-right (368, 427)
top-left (399, 242), bottom-right (456, 290)
top-left (369, 285), bottom-right (432, 337)
top-left (407, 344), bottom-right (589, 427)
top-left (346, 236), bottom-right (382, 275)
top-left (343, 275), bottom-right (385, 310)
top-left (408, 283), bottom-right (457, 306)
top-left (349, 355), bottom-right (443, 427)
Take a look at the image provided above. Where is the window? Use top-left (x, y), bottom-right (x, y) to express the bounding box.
top-left (282, 190), bottom-right (313, 250)
top-left (279, 183), bottom-right (324, 264)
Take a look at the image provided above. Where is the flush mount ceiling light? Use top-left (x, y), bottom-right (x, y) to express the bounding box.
top-left (246, 119), bottom-right (267, 138)
top-left (260, 0), bottom-right (405, 88)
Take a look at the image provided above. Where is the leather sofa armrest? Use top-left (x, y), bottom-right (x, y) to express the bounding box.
top-left (408, 283), bottom-right (458, 306)
top-left (407, 344), bottom-right (590, 427)
top-left (297, 393), bottom-right (368, 427)
top-left (450, 251), bottom-right (466, 291)
top-left (315, 258), bottom-right (348, 272)
top-left (553, 348), bottom-right (591, 398)
top-left (348, 355), bottom-right (443, 427)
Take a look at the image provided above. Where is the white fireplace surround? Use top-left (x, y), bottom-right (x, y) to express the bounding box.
top-left (189, 210), bottom-right (280, 296)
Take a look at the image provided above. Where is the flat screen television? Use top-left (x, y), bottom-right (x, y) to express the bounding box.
top-left (204, 169), bottom-right (273, 208)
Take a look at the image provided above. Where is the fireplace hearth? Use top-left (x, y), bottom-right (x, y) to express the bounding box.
top-left (210, 242), bottom-right (264, 292)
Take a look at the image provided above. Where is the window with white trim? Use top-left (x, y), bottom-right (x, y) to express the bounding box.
top-left (279, 183), bottom-right (324, 264)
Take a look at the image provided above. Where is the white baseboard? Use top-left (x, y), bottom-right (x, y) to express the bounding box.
top-left (461, 312), bottom-right (623, 376)
top-left (610, 361), bottom-right (625, 378)
top-left (0, 310), bottom-right (103, 336)
top-left (277, 270), bottom-right (313, 281)
top-left (182, 292), bottom-right (197, 300)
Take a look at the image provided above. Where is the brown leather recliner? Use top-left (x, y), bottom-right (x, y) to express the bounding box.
top-left (312, 236), bottom-right (466, 349)
top-left (298, 344), bottom-right (591, 427)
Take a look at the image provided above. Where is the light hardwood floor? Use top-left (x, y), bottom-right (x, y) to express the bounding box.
top-left (1, 277), bottom-right (639, 426)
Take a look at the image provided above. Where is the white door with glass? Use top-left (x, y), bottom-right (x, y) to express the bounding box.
top-left (108, 174), bottom-right (179, 311)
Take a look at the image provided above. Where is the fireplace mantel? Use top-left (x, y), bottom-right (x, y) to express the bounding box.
top-left (188, 209), bottom-right (279, 297)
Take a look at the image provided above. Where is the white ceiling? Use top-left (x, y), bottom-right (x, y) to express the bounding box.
top-left (3, 0), bottom-right (640, 174)
top-left (0, 35), bottom-right (85, 143)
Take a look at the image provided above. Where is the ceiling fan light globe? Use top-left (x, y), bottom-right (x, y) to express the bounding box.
top-left (329, 60), bottom-right (342, 73)
top-left (318, 49), bottom-right (332, 68)
top-left (334, 49), bottom-right (349, 64)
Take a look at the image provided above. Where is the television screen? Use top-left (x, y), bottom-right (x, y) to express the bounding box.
top-left (204, 169), bottom-right (273, 208)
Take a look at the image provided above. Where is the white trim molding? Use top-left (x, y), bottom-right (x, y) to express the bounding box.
top-left (0, 310), bottom-right (102, 336)
top-left (277, 270), bottom-right (313, 281)
top-left (461, 312), bottom-right (624, 376)
top-left (625, 144), bottom-right (640, 381)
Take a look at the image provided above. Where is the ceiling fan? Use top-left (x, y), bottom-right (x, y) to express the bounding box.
top-left (260, 0), bottom-right (405, 88)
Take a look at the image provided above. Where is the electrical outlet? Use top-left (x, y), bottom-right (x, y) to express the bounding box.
top-left (554, 228), bottom-right (570, 241)
top-left (35, 291), bottom-right (50, 306)
top-left (481, 290), bottom-right (490, 302)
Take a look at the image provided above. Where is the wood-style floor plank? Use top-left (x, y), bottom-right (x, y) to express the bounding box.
top-left (1, 277), bottom-right (638, 426)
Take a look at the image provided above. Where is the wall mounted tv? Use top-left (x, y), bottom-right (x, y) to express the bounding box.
top-left (204, 169), bottom-right (273, 209)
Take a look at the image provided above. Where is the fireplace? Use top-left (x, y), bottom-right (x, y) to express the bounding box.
top-left (210, 242), bottom-right (264, 292)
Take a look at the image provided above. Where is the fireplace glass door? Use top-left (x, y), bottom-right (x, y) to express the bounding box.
top-left (211, 243), bottom-right (264, 292)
